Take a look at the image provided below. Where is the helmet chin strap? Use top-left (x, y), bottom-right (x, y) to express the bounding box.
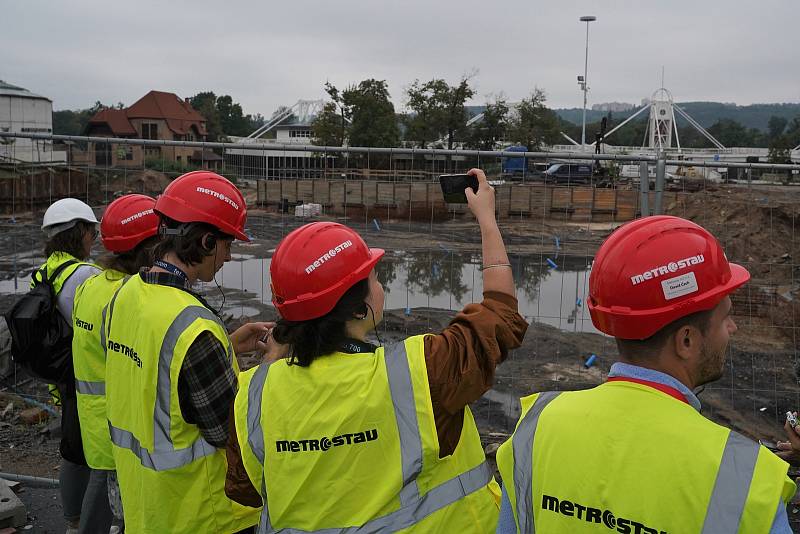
top-left (365, 302), bottom-right (382, 347)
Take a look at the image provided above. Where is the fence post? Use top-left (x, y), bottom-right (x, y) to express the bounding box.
top-left (654, 151), bottom-right (666, 215)
top-left (639, 162), bottom-right (649, 217)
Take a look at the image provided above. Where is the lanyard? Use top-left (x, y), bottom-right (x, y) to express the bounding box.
top-left (153, 260), bottom-right (189, 283)
top-left (606, 376), bottom-right (689, 405)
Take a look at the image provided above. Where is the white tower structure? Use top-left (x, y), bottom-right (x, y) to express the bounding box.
top-left (648, 88), bottom-right (677, 150)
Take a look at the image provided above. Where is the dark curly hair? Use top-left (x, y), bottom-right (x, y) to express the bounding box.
top-left (271, 278), bottom-right (371, 366)
top-left (44, 221), bottom-right (94, 259)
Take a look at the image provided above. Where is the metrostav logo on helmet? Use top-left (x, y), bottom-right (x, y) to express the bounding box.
top-left (120, 209), bottom-right (154, 225)
top-left (629, 254), bottom-right (705, 286)
top-left (195, 186), bottom-right (239, 210)
top-left (304, 240), bottom-right (353, 274)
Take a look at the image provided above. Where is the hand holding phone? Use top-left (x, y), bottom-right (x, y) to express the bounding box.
top-left (439, 174), bottom-right (479, 204)
top-left (787, 411), bottom-right (798, 428)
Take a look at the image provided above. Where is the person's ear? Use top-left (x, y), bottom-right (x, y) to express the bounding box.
top-left (674, 325), bottom-right (701, 361)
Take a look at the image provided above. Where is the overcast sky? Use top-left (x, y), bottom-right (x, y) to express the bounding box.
top-left (3, 1), bottom-right (798, 117)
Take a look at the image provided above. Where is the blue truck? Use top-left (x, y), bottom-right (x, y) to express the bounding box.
top-left (501, 146), bottom-right (550, 180)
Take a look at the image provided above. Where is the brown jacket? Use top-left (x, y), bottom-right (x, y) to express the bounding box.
top-left (225, 291), bottom-right (528, 506)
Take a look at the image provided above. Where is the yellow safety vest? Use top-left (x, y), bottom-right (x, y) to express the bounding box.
top-left (234, 335), bottom-right (501, 533)
top-left (72, 269), bottom-right (126, 470)
top-left (34, 252), bottom-right (96, 407)
top-left (104, 274), bottom-right (259, 534)
top-left (496, 380), bottom-right (796, 534)
top-left (32, 252), bottom-right (91, 294)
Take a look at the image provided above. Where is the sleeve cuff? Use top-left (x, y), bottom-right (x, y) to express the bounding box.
top-left (483, 290), bottom-right (519, 310)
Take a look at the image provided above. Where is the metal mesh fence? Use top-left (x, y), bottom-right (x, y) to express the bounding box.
top-left (2, 132), bottom-right (800, 467)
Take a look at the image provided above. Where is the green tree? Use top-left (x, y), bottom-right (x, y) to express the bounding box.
top-left (189, 92), bottom-right (222, 140)
top-left (189, 92), bottom-right (260, 140)
top-left (343, 79), bottom-right (399, 147)
top-left (52, 101), bottom-right (120, 135)
top-left (311, 102), bottom-right (346, 146)
top-left (767, 116), bottom-right (788, 140)
top-left (465, 96), bottom-right (509, 150)
top-left (507, 88), bottom-right (561, 150)
top-left (707, 119), bottom-right (761, 148)
top-left (311, 82), bottom-right (349, 146)
top-left (312, 79), bottom-right (400, 148)
top-left (404, 77), bottom-right (475, 149)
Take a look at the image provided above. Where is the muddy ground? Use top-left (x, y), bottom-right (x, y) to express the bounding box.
top-left (2, 179), bottom-right (800, 528)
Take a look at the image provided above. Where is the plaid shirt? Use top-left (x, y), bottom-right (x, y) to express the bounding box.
top-left (141, 268), bottom-right (237, 448)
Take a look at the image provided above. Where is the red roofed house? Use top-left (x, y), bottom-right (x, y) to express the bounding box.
top-left (84, 90), bottom-right (219, 169)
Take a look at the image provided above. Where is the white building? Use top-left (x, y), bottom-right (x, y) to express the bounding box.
top-left (0, 80), bottom-right (66, 163)
top-left (226, 100), bottom-right (332, 179)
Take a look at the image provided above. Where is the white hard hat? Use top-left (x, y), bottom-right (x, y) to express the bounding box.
top-left (42, 198), bottom-right (99, 238)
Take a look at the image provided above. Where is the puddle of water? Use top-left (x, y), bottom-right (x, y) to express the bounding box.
top-left (215, 251), bottom-right (600, 335)
top-left (0, 250), bottom-right (599, 335)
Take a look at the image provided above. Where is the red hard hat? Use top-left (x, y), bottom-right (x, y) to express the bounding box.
top-left (270, 222), bottom-right (384, 321)
top-left (588, 215), bottom-right (749, 339)
top-left (101, 194), bottom-right (159, 253)
top-left (154, 171), bottom-right (249, 241)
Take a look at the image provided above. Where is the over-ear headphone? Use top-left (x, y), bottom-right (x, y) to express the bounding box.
top-left (202, 233), bottom-right (217, 253)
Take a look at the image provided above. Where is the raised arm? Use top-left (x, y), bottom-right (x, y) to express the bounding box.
top-left (465, 168), bottom-right (514, 297)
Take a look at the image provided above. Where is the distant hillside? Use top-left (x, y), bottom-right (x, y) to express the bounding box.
top-left (555, 102), bottom-right (800, 131)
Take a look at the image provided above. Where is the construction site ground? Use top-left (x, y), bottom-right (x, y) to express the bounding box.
top-left (2, 177), bottom-right (800, 529)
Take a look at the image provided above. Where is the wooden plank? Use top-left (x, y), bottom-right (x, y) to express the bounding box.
top-left (377, 182), bottom-right (395, 206)
top-left (395, 183), bottom-right (412, 203)
top-left (330, 181), bottom-right (346, 210)
top-left (551, 188), bottom-right (573, 210)
top-left (345, 181), bottom-right (362, 205)
top-left (297, 180), bottom-right (313, 203)
top-left (572, 187), bottom-right (593, 209)
top-left (265, 181), bottom-right (282, 204)
top-left (616, 190), bottom-right (638, 220)
top-left (509, 184), bottom-right (531, 215)
top-left (411, 183), bottom-right (428, 203)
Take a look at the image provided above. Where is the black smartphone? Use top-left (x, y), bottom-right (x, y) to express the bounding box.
top-left (439, 174), bottom-right (479, 204)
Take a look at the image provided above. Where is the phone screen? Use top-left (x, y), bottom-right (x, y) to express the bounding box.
top-left (439, 174), bottom-right (479, 204)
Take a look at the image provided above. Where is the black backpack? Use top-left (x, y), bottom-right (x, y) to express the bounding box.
top-left (4, 259), bottom-right (78, 383)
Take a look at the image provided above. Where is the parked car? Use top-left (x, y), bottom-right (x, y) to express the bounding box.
top-left (543, 163), bottom-right (593, 184)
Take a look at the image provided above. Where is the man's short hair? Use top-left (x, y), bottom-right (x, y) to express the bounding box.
top-left (616, 308), bottom-right (714, 361)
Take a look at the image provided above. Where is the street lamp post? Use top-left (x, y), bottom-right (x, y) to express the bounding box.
top-left (579, 15), bottom-right (596, 150)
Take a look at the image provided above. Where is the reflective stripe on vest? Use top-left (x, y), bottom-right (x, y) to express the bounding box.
top-left (512, 391), bottom-right (560, 534)
top-left (700, 431), bottom-right (760, 533)
top-left (245, 341), bottom-right (493, 534)
top-left (75, 380), bottom-right (105, 395)
top-left (511, 391), bottom-right (761, 534)
top-left (108, 305), bottom-right (230, 471)
top-left (102, 276), bottom-right (131, 358)
top-left (384, 342), bottom-right (422, 506)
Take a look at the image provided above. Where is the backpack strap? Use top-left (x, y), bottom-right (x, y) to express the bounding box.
top-left (32, 259), bottom-right (79, 287)
top-left (47, 259), bottom-right (79, 285)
